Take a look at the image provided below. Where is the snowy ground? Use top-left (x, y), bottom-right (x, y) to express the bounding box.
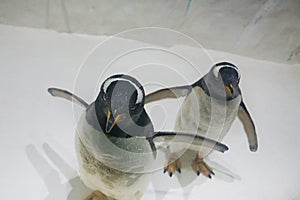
top-left (0, 24), bottom-right (300, 200)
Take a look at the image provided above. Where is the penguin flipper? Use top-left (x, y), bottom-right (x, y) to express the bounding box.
top-left (153, 131), bottom-right (229, 153)
top-left (238, 101), bottom-right (258, 152)
top-left (48, 88), bottom-right (88, 108)
top-left (145, 86), bottom-right (191, 104)
top-left (147, 138), bottom-right (158, 159)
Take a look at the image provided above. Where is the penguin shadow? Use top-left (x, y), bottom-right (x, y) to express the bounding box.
top-left (205, 157), bottom-right (241, 182)
top-left (150, 165), bottom-right (206, 200)
top-left (149, 149), bottom-right (206, 200)
top-left (26, 143), bottom-right (92, 200)
top-left (150, 155), bottom-right (240, 200)
top-left (25, 143), bottom-right (240, 200)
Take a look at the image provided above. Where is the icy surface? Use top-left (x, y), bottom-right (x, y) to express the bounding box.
top-left (0, 24), bottom-right (300, 199)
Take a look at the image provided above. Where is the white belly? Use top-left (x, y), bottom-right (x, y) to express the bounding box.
top-left (75, 112), bottom-right (152, 200)
top-left (174, 87), bottom-right (241, 156)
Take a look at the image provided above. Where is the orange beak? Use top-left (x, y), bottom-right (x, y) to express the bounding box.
top-left (106, 108), bottom-right (122, 133)
top-left (224, 84), bottom-right (234, 97)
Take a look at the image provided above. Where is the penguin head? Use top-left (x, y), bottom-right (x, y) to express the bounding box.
top-left (95, 74), bottom-right (146, 136)
top-left (205, 62), bottom-right (241, 100)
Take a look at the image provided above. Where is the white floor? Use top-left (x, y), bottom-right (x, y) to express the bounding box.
top-left (1, 24), bottom-right (300, 200)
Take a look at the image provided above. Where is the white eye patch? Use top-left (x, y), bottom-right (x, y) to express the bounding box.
top-left (103, 77), bottom-right (144, 104)
top-left (212, 64), bottom-right (240, 79)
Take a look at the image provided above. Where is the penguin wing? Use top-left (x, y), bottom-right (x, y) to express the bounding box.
top-left (153, 131), bottom-right (229, 153)
top-left (238, 101), bottom-right (258, 152)
top-left (145, 85), bottom-right (192, 104)
top-left (48, 88), bottom-right (89, 108)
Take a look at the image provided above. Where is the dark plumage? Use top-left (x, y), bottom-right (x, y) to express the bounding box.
top-left (146, 62), bottom-right (258, 179)
top-left (48, 73), bottom-right (229, 200)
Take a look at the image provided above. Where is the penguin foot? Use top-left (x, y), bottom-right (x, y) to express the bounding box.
top-left (84, 190), bottom-right (107, 200)
top-left (192, 155), bottom-right (214, 179)
top-left (163, 153), bottom-right (181, 177)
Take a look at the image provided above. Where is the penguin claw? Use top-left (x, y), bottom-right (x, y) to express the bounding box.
top-left (163, 153), bottom-right (181, 177)
top-left (192, 155), bottom-right (214, 179)
top-left (84, 190), bottom-right (107, 200)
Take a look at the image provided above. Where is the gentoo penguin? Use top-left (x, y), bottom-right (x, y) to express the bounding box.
top-left (145, 62), bottom-right (258, 178)
top-left (48, 74), bottom-right (229, 199)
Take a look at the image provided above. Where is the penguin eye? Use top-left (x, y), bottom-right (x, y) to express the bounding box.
top-left (132, 99), bottom-right (141, 109)
top-left (131, 90), bottom-right (143, 106)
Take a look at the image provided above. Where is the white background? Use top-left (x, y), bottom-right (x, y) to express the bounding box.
top-left (0, 24), bottom-right (300, 199)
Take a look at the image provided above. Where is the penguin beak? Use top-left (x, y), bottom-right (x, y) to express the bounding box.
top-left (225, 84), bottom-right (234, 97)
top-left (106, 108), bottom-right (122, 133)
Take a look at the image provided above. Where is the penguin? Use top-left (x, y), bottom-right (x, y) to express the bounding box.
top-left (48, 74), bottom-right (229, 200)
top-left (145, 62), bottom-right (258, 178)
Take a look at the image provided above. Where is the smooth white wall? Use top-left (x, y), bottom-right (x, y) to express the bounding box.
top-left (0, 0), bottom-right (299, 64)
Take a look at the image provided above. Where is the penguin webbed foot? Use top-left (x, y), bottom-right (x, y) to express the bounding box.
top-left (163, 153), bottom-right (182, 177)
top-left (192, 154), bottom-right (214, 179)
top-left (84, 190), bottom-right (107, 200)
